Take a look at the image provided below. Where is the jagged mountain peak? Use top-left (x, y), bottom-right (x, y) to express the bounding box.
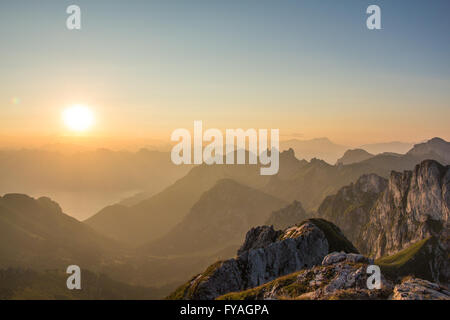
top-left (362, 160), bottom-right (449, 258)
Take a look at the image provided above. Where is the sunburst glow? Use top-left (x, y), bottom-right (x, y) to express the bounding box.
top-left (62, 105), bottom-right (94, 132)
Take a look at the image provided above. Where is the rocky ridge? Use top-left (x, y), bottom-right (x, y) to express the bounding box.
top-left (219, 252), bottom-right (450, 300)
top-left (392, 277), bottom-right (450, 300)
top-left (219, 252), bottom-right (393, 300)
top-left (168, 219), bottom-right (357, 300)
top-left (361, 160), bottom-right (449, 258)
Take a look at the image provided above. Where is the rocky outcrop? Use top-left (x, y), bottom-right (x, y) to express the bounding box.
top-left (167, 219), bottom-right (357, 300)
top-left (391, 277), bottom-right (450, 300)
top-left (219, 252), bottom-right (392, 300)
top-left (220, 252), bottom-right (450, 300)
top-left (236, 225), bottom-right (282, 256)
top-left (317, 174), bottom-right (387, 250)
top-left (361, 160), bottom-right (449, 259)
top-left (265, 201), bottom-right (310, 231)
top-left (336, 149), bottom-right (374, 165)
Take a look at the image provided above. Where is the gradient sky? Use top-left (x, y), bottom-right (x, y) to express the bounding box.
top-left (1, 0), bottom-right (449, 147)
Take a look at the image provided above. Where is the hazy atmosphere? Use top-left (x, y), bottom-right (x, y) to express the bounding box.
top-left (0, 0), bottom-right (449, 304)
top-left (1, 0), bottom-right (449, 148)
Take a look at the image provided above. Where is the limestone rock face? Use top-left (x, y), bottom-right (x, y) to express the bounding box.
top-left (361, 160), bottom-right (449, 258)
top-left (168, 219), bottom-right (355, 300)
top-left (237, 225), bottom-right (282, 256)
top-left (317, 173), bottom-right (387, 250)
top-left (322, 252), bottom-right (373, 266)
top-left (391, 278), bottom-right (450, 300)
top-left (241, 222), bottom-right (328, 289)
top-left (219, 252), bottom-right (393, 300)
top-left (219, 253), bottom-right (450, 300)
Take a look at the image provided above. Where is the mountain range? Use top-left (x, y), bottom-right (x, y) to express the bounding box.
top-left (1, 137), bottom-right (449, 299)
top-left (85, 138), bottom-right (450, 248)
top-left (169, 159), bottom-right (449, 300)
top-left (358, 141), bottom-right (414, 155)
top-left (280, 138), bottom-right (415, 164)
top-left (280, 137), bottom-right (349, 164)
top-left (0, 148), bottom-right (190, 220)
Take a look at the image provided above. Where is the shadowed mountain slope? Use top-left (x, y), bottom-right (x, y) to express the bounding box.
top-left (0, 194), bottom-right (118, 269)
top-left (143, 179), bottom-right (287, 256)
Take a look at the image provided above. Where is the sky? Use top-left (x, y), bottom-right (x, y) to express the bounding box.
top-left (0, 0), bottom-right (449, 147)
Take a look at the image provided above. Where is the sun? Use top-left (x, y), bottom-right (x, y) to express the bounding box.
top-left (62, 105), bottom-right (94, 132)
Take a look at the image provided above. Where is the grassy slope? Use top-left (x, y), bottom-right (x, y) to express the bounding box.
top-left (375, 237), bottom-right (436, 282)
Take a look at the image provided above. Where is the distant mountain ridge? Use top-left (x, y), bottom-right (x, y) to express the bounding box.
top-left (406, 137), bottom-right (450, 164)
top-left (336, 149), bottom-right (374, 165)
top-left (0, 148), bottom-right (190, 220)
top-left (359, 141), bottom-right (414, 155)
top-left (85, 159), bottom-right (270, 244)
top-left (87, 137), bottom-right (450, 246)
top-left (280, 137), bottom-right (348, 164)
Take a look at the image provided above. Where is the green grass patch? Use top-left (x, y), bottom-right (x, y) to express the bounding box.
top-left (376, 238), bottom-right (429, 267)
top-left (375, 237), bottom-right (437, 282)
